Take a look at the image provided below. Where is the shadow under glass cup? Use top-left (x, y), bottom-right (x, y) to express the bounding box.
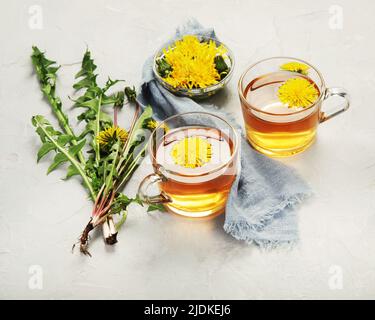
top-left (138, 112), bottom-right (239, 218)
top-left (238, 57), bottom-right (350, 157)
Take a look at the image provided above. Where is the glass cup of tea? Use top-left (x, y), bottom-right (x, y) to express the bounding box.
top-left (138, 112), bottom-right (239, 218)
top-left (238, 57), bottom-right (350, 157)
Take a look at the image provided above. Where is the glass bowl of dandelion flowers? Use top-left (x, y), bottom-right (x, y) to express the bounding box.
top-left (153, 35), bottom-right (235, 99)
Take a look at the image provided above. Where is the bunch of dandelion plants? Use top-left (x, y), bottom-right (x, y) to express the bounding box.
top-left (31, 46), bottom-right (158, 256)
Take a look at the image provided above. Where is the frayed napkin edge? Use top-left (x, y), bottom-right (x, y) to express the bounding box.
top-left (223, 191), bottom-right (313, 249)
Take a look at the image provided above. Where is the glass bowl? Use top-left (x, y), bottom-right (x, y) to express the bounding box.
top-left (153, 35), bottom-right (235, 99)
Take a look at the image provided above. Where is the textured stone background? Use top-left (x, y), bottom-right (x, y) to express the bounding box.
top-left (0, 0), bottom-right (374, 299)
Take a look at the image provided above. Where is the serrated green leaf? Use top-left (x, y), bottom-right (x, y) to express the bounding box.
top-left (45, 125), bottom-right (59, 136)
top-left (99, 111), bottom-right (112, 123)
top-left (37, 142), bottom-right (55, 162)
top-left (75, 50), bottom-right (97, 79)
top-left (32, 115), bottom-right (49, 126)
top-left (87, 86), bottom-right (102, 96)
top-left (47, 152), bottom-right (68, 174)
top-left (35, 127), bottom-right (47, 142)
top-left (133, 194), bottom-right (143, 206)
top-left (101, 95), bottom-right (117, 106)
top-left (78, 98), bottom-right (99, 110)
top-left (85, 120), bottom-right (96, 134)
top-left (71, 96), bottom-right (84, 105)
top-left (73, 76), bottom-right (97, 90)
top-left (32, 114), bottom-right (95, 199)
top-left (68, 139), bottom-right (86, 156)
top-left (64, 164), bottom-right (80, 180)
top-left (31, 116), bottom-right (38, 127)
top-left (103, 78), bottom-right (122, 93)
top-left (147, 203), bottom-right (166, 212)
top-left (77, 109), bottom-right (95, 122)
top-left (57, 134), bottom-right (73, 146)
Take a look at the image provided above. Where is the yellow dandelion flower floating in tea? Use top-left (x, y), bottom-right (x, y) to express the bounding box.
top-left (171, 137), bottom-right (212, 169)
top-left (278, 78), bottom-right (319, 108)
top-left (280, 62), bottom-right (309, 75)
top-left (96, 126), bottom-right (128, 149)
top-left (159, 35), bottom-right (228, 89)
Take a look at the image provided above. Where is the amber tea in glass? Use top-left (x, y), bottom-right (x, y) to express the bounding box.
top-left (239, 57), bottom-right (350, 157)
top-left (138, 112), bottom-right (239, 218)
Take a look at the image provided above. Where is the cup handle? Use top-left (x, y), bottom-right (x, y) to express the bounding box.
top-left (138, 173), bottom-right (171, 204)
top-left (319, 87), bottom-right (350, 123)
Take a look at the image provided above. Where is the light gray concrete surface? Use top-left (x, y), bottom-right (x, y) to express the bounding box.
top-left (0, 0), bottom-right (374, 299)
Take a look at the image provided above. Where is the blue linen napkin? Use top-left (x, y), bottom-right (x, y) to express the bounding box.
top-left (138, 19), bottom-right (312, 248)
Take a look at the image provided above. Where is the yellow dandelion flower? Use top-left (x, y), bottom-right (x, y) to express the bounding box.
top-left (278, 78), bottom-right (319, 108)
top-left (145, 119), bottom-right (169, 133)
top-left (146, 119), bottom-right (158, 130)
top-left (280, 62), bottom-right (309, 75)
top-left (96, 126), bottom-right (128, 149)
top-left (171, 137), bottom-right (212, 168)
top-left (161, 35), bottom-right (228, 89)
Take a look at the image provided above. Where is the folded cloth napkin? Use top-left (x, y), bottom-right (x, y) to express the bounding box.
top-left (138, 19), bottom-right (312, 248)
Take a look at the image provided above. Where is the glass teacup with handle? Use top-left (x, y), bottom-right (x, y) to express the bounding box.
top-left (138, 112), bottom-right (239, 218)
top-left (238, 57), bottom-right (350, 157)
